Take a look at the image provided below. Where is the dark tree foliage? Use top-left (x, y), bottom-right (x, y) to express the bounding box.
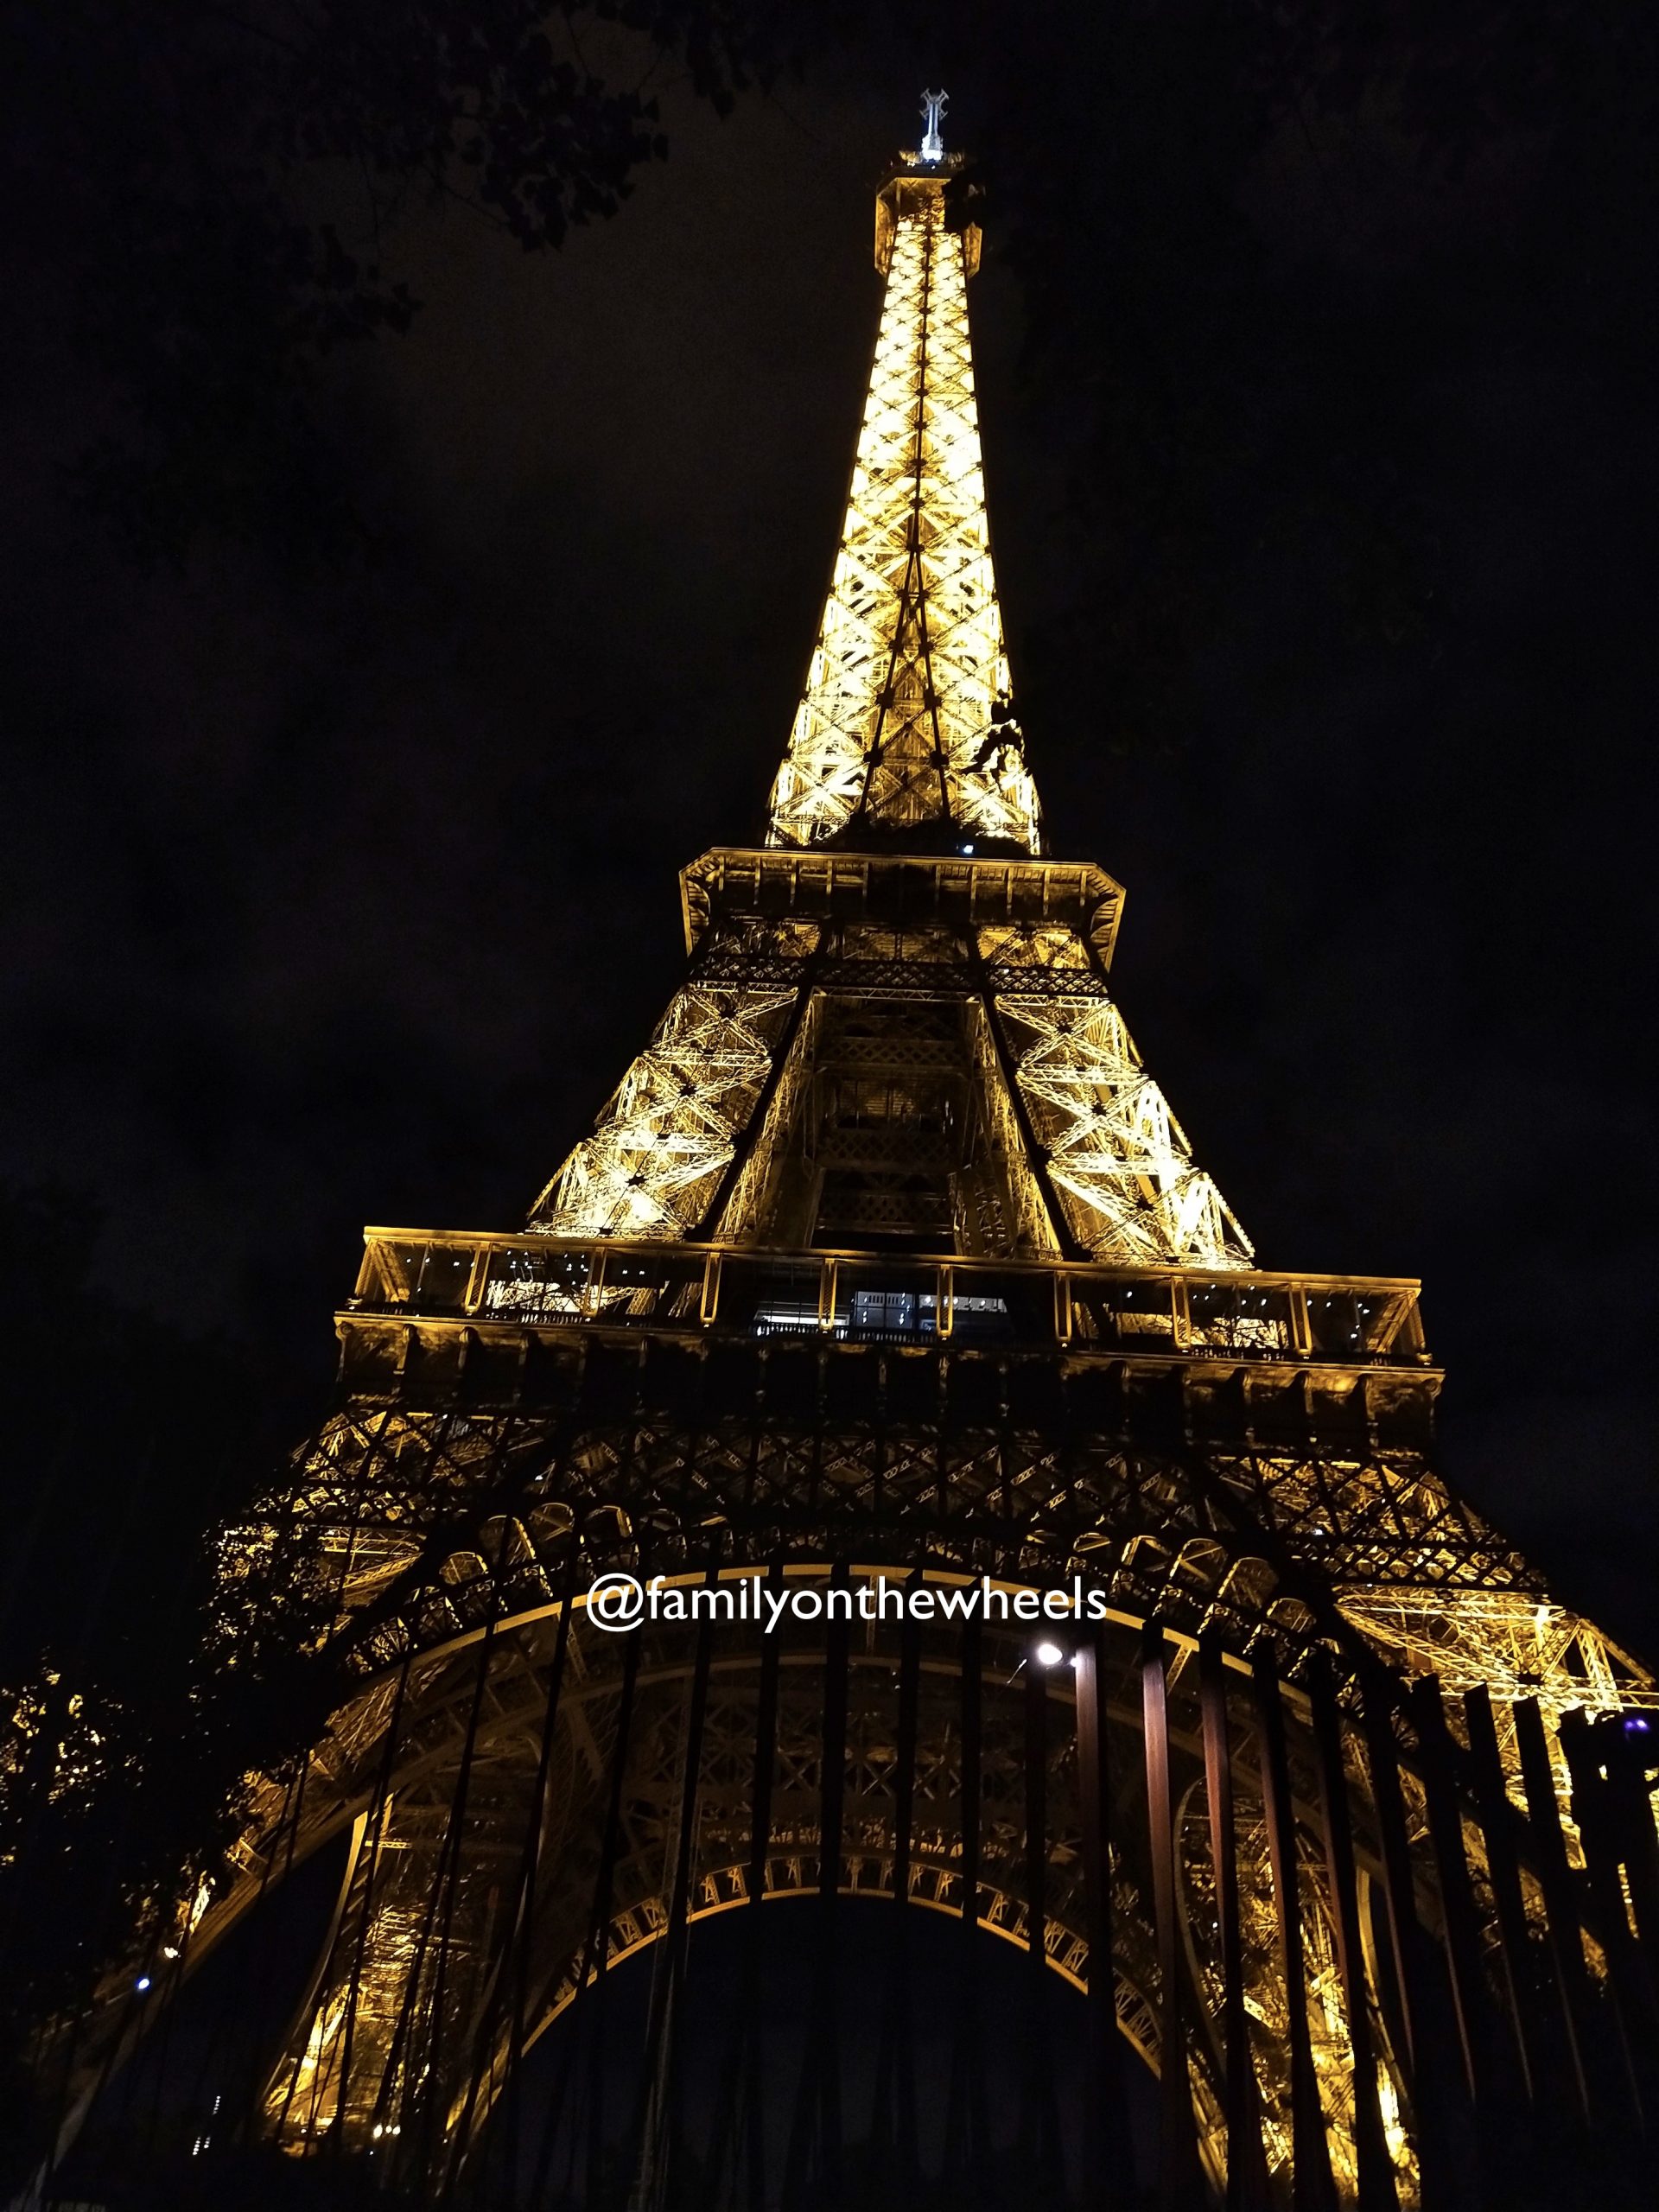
top-left (6, 1), bottom-right (1649, 708)
top-left (1, 1), bottom-right (769, 565)
top-left (0, 1185), bottom-right (328, 2184)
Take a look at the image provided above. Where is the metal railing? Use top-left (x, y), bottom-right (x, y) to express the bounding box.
top-left (348, 1229), bottom-right (1430, 1369)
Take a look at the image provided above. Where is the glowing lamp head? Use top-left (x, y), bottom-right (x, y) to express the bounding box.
top-left (1034, 1640), bottom-right (1065, 1669)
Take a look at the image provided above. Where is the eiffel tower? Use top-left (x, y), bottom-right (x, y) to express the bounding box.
top-left (40, 92), bottom-right (1659, 2212)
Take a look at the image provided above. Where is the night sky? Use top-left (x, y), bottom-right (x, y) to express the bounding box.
top-left (3, 19), bottom-right (1656, 1656)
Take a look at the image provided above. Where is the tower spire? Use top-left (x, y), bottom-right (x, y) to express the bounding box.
top-left (766, 99), bottom-right (1043, 855)
top-left (518, 120), bottom-right (1250, 1266)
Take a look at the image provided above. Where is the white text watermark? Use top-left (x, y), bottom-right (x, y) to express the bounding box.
top-left (582, 1572), bottom-right (1109, 1636)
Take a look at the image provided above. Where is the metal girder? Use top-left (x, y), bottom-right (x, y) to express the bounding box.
top-left (194, 1614), bottom-right (1418, 2200)
top-left (29, 133), bottom-right (1659, 2212)
top-left (518, 906), bottom-right (1249, 1268)
top-left (220, 1393), bottom-right (1531, 1693)
top-left (527, 954), bottom-right (812, 1243)
top-left (989, 987), bottom-right (1254, 1268)
top-left (765, 170), bottom-right (1042, 851)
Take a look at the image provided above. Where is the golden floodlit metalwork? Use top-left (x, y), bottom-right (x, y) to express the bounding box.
top-left (22, 97), bottom-right (1659, 2212)
top-left (766, 152), bottom-right (1042, 854)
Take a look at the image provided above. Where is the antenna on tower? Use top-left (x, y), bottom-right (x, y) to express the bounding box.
top-left (918, 86), bottom-right (948, 164)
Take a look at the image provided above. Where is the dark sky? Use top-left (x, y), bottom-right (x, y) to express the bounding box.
top-left (2, 24), bottom-right (1656, 1651)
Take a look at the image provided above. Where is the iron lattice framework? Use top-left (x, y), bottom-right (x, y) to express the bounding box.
top-left (765, 154), bottom-right (1042, 854)
top-left (528, 852), bottom-right (1252, 1269)
top-left (17, 108), bottom-right (1659, 2212)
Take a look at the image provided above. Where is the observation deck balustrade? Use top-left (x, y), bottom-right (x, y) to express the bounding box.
top-left (347, 1229), bottom-right (1429, 1370)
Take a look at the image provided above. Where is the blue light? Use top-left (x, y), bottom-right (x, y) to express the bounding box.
top-left (135, 1974), bottom-right (152, 1993)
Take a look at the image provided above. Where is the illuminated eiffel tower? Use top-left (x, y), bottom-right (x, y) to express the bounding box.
top-left (45, 91), bottom-right (1659, 2212)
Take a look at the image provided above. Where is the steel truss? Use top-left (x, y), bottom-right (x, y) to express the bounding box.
top-left (765, 161), bottom-right (1041, 855)
top-left (51, 1518), bottom-right (1659, 2210)
top-left (527, 897), bottom-right (1250, 1268)
top-left (37, 1295), bottom-right (1657, 2207)
top-left (20, 121), bottom-right (1659, 2212)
